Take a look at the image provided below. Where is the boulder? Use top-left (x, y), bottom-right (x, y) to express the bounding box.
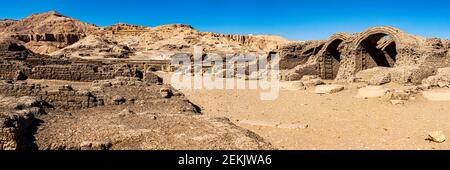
top-left (422, 67), bottom-right (450, 88)
top-left (112, 95), bottom-right (126, 105)
top-left (303, 79), bottom-right (325, 87)
top-left (427, 131), bottom-right (446, 143)
top-left (386, 90), bottom-right (412, 100)
top-left (368, 72), bottom-right (391, 85)
top-left (356, 86), bottom-right (391, 98)
top-left (282, 72), bottom-right (301, 81)
top-left (281, 81), bottom-right (306, 90)
top-left (422, 89), bottom-right (450, 101)
top-left (356, 67), bottom-right (391, 83)
top-left (159, 88), bottom-right (172, 98)
top-left (314, 85), bottom-right (345, 94)
top-left (390, 66), bottom-right (436, 85)
top-left (390, 100), bottom-right (405, 105)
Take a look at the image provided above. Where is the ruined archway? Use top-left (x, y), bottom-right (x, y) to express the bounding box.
top-left (358, 34), bottom-right (397, 69)
top-left (317, 33), bottom-right (349, 79)
top-left (350, 27), bottom-right (404, 71)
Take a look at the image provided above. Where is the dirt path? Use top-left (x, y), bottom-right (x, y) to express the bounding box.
top-left (178, 81), bottom-right (450, 150)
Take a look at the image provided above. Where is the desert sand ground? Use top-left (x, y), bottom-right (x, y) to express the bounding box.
top-left (155, 73), bottom-right (450, 150)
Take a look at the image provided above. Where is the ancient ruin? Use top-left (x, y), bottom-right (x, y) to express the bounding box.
top-left (1, 10), bottom-right (450, 151)
top-left (279, 26), bottom-right (450, 85)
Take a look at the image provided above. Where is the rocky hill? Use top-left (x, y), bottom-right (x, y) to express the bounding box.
top-left (0, 19), bottom-right (18, 30)
top-left (0, 11), bottom-right (99, 54)
top-left (1, 11), bottom-right (97, 34)
top-left (1, 11), bottom-right (290, 59)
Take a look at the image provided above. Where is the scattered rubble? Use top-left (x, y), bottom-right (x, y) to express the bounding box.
top-left (390, 100), bottom-right (405, 105)
top-left (300, 75), bottom-right (325, 87)
top-left (427, 131), bottom-right (446, 143)
top-left (356, 86), bottom-right (391, 99)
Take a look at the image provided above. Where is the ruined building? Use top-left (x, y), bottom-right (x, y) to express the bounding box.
top-left (279, 26), bottom-right (450, 84)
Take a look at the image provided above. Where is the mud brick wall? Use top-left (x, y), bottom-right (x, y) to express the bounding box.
top-left (278, 43), bottom-right (310, 70)
top-left (29, 63), bottom-right (142, 82)
top-left (0, 61), bottom-right (31, 80)
top-left (0, 112), bottom-right (35, 150)
top-left (25, 56), bottom-right (72, 66)
top-left (0, 82), bottom-right (103, 110)
top-left (41, 88), bottom-right (102, 110)
top-left (0, 81), bottom-right (44, 96)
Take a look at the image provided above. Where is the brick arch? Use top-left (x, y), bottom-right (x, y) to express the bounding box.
top-left (349, 26), bottom-right (420, 71)
top-left (317, 33), bottom-right (350, 79)
top-left (350, 26), bottom-right (406, 49)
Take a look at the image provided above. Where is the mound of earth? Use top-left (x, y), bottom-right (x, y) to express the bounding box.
top-left (36, 111), bottom-right (271, 150)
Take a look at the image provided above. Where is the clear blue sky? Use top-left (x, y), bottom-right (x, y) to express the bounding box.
top-left (0, 0), bottom-right (449, 40)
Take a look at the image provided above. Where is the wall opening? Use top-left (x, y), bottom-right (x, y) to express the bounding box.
top-left (358, 34), bottom-right (397, 70)
top-left (322, 39), bottom-right (343, 79)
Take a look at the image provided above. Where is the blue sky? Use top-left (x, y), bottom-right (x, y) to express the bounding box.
top-left (0, 0), bottom-right (449, 40)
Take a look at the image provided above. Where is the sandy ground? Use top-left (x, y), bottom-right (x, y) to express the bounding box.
top-left (28, 74), bottom-right (450, 150)
top-left (152, 72), bottom-right (450, 150)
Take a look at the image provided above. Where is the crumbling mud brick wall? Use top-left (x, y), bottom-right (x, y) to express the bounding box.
top-left (28, 63), bottom-right (143, 82)
top-left (0, 112), bottom-right (36, 150)
top-left (0, 38), bottom-right (72, 80)
top-left (0, 61), bottom-right (31, 80)
top-left (277, 41), bottom-right (325, 81)
top-left (0, 81), bottom-right (103, 110)
top-left (335, 26), bottom-right (427, 81)
top-left (277, 41), bottom-right (325, 70)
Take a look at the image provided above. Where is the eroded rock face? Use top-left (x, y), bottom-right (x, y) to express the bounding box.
top-left (0, 19), bottom-right (18, 30)
top-left (1, 11), bottom-right (98, 55)
top-left (50, 35), bottom-right (132, 59)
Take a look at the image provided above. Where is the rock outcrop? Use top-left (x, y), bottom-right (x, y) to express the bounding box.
top-left (1, 11), bottom-right (98, 54)
top-left (50, 35), bottom-right (132, 59)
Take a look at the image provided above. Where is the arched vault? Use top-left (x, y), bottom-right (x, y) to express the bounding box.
top-left (316, 33), bottom-right (350, 79)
